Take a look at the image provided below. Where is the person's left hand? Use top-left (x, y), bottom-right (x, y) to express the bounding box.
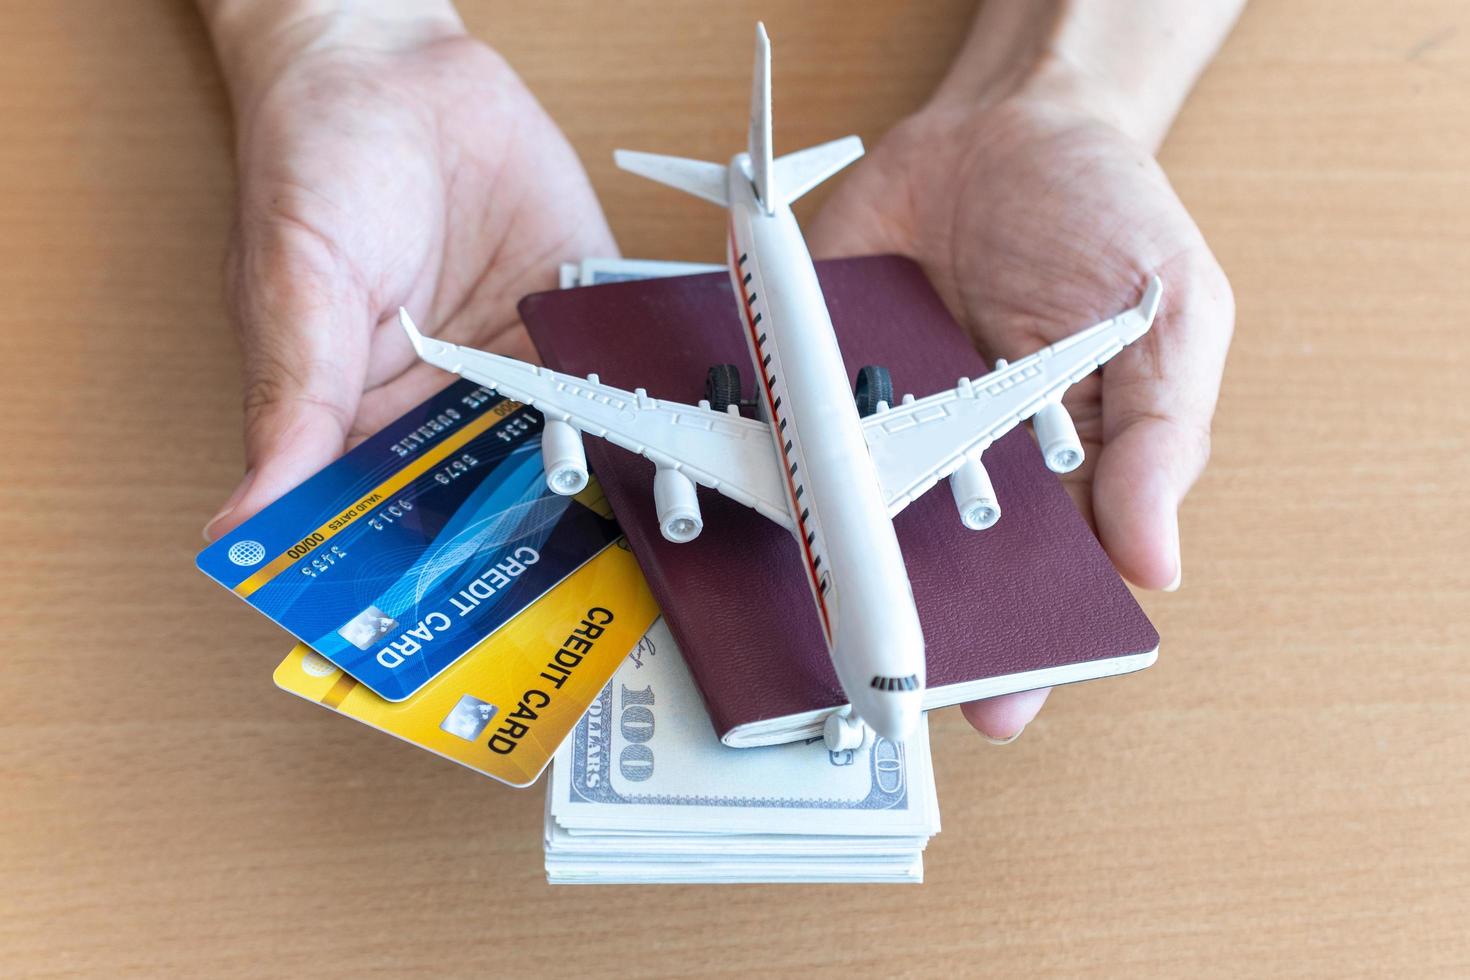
top-left (806, 93), bottom-right (1234, 741)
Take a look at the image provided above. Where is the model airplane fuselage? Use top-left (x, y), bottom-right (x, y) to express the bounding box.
top-left (720, 155), bottom-right (927, 741)
top-left (399, 24), bottom-right (1161, 746)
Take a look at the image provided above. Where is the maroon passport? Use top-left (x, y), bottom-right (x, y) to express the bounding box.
top-left (521, 255), bottom-right (1158, 746)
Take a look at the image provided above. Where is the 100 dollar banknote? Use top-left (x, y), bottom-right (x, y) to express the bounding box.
top-left (550, 618), bottom-right (940, 837)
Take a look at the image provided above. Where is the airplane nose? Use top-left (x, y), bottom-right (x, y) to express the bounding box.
top-left (857, 690), bottom-right (923, 743)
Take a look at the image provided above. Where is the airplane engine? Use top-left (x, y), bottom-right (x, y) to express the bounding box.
top-left (1034, 402), bottom-right (1084, 473)
top-left (541, 419), bottom-right (589, 495)
top-left (653, 467), bottom-right (703, 543)
top-left (950, 456), bottom-right (1001, 530)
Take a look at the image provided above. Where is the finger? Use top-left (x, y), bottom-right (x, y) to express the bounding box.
top-left (1093, 259), bottom-right (1234, 589)
top-left (960, 688), bottom-right (1051, 742)
top-left (204, 224), bottom-right (372, 540)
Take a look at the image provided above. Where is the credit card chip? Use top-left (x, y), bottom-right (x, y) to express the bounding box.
top-left (338, 606), bottom-right (398, 651)
top-left (440, 695), bottom-right (498, 741)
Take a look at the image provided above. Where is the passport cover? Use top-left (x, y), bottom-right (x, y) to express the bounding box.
top-left (521, 255), bottom-right (1158, 743)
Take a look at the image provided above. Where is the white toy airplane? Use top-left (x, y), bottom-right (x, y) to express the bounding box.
top-left (399, 23), bottom-right (1161, 747)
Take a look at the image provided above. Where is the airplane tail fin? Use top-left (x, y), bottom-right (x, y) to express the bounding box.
top-left (615, 22), bottom-right (863, 211)
top-left (748, 22), bottom-right (774, 212)
top-left (750, 23), bottom-right (864, 209)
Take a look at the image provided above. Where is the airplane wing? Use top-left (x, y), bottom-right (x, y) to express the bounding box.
top-left (399, 311), bottom-right (794, 530)
top-left (862, 278), bottom-right (1162, 517)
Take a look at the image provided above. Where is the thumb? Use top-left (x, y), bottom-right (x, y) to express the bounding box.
top-left (204, 230), bottom-right (370, 540)
top-left (1093, 261), bottom-right (1234, 590)
top-left (1092, 420), bottom-right (1194, 591)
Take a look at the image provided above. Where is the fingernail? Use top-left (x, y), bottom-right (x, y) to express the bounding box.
top-left (982, 725), bottom-right (1024, 746)
top-left (1163, 527), bottom-right (1183, 591)
top-left (203, 470), bottom-right (254, 542)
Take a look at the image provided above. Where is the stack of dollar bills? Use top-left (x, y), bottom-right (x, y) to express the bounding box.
top-left (543, 619), bottom-right (941, 884)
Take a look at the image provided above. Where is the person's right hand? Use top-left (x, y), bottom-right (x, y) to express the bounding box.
top-left (202, 7), bottom-right (615, 540)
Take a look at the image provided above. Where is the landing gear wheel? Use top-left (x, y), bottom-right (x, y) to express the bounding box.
top-left (823, 708), bottom-right (868, 751)
top-left (854, 365), bottom-right (893, 417)
top-left (705, 364), bottom-right (743, 413)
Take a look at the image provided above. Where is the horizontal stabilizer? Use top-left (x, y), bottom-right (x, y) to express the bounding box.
top-left (773, 135), bottom-right (864, 205)
top-left (613, 150), bottom-right (729, 207)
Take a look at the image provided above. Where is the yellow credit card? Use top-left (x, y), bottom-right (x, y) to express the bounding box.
top-left (273, 539), bottom-right (659, 787)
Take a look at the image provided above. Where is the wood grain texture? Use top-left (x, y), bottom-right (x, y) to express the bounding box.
top-left (1, 1), bottom-right (1466, 975)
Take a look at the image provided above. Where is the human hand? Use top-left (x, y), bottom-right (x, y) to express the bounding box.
top-left (807, 92), bottom-right (1234, 740)
top-left (201, 6), bottom-right (615, 540)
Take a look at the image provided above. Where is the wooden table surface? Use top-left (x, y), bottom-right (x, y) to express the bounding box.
top-left (3, 1), bottom-right (1467, 975)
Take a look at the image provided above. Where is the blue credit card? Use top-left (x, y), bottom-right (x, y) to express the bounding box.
top-left (197, 381), bottom-right (622, 701)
